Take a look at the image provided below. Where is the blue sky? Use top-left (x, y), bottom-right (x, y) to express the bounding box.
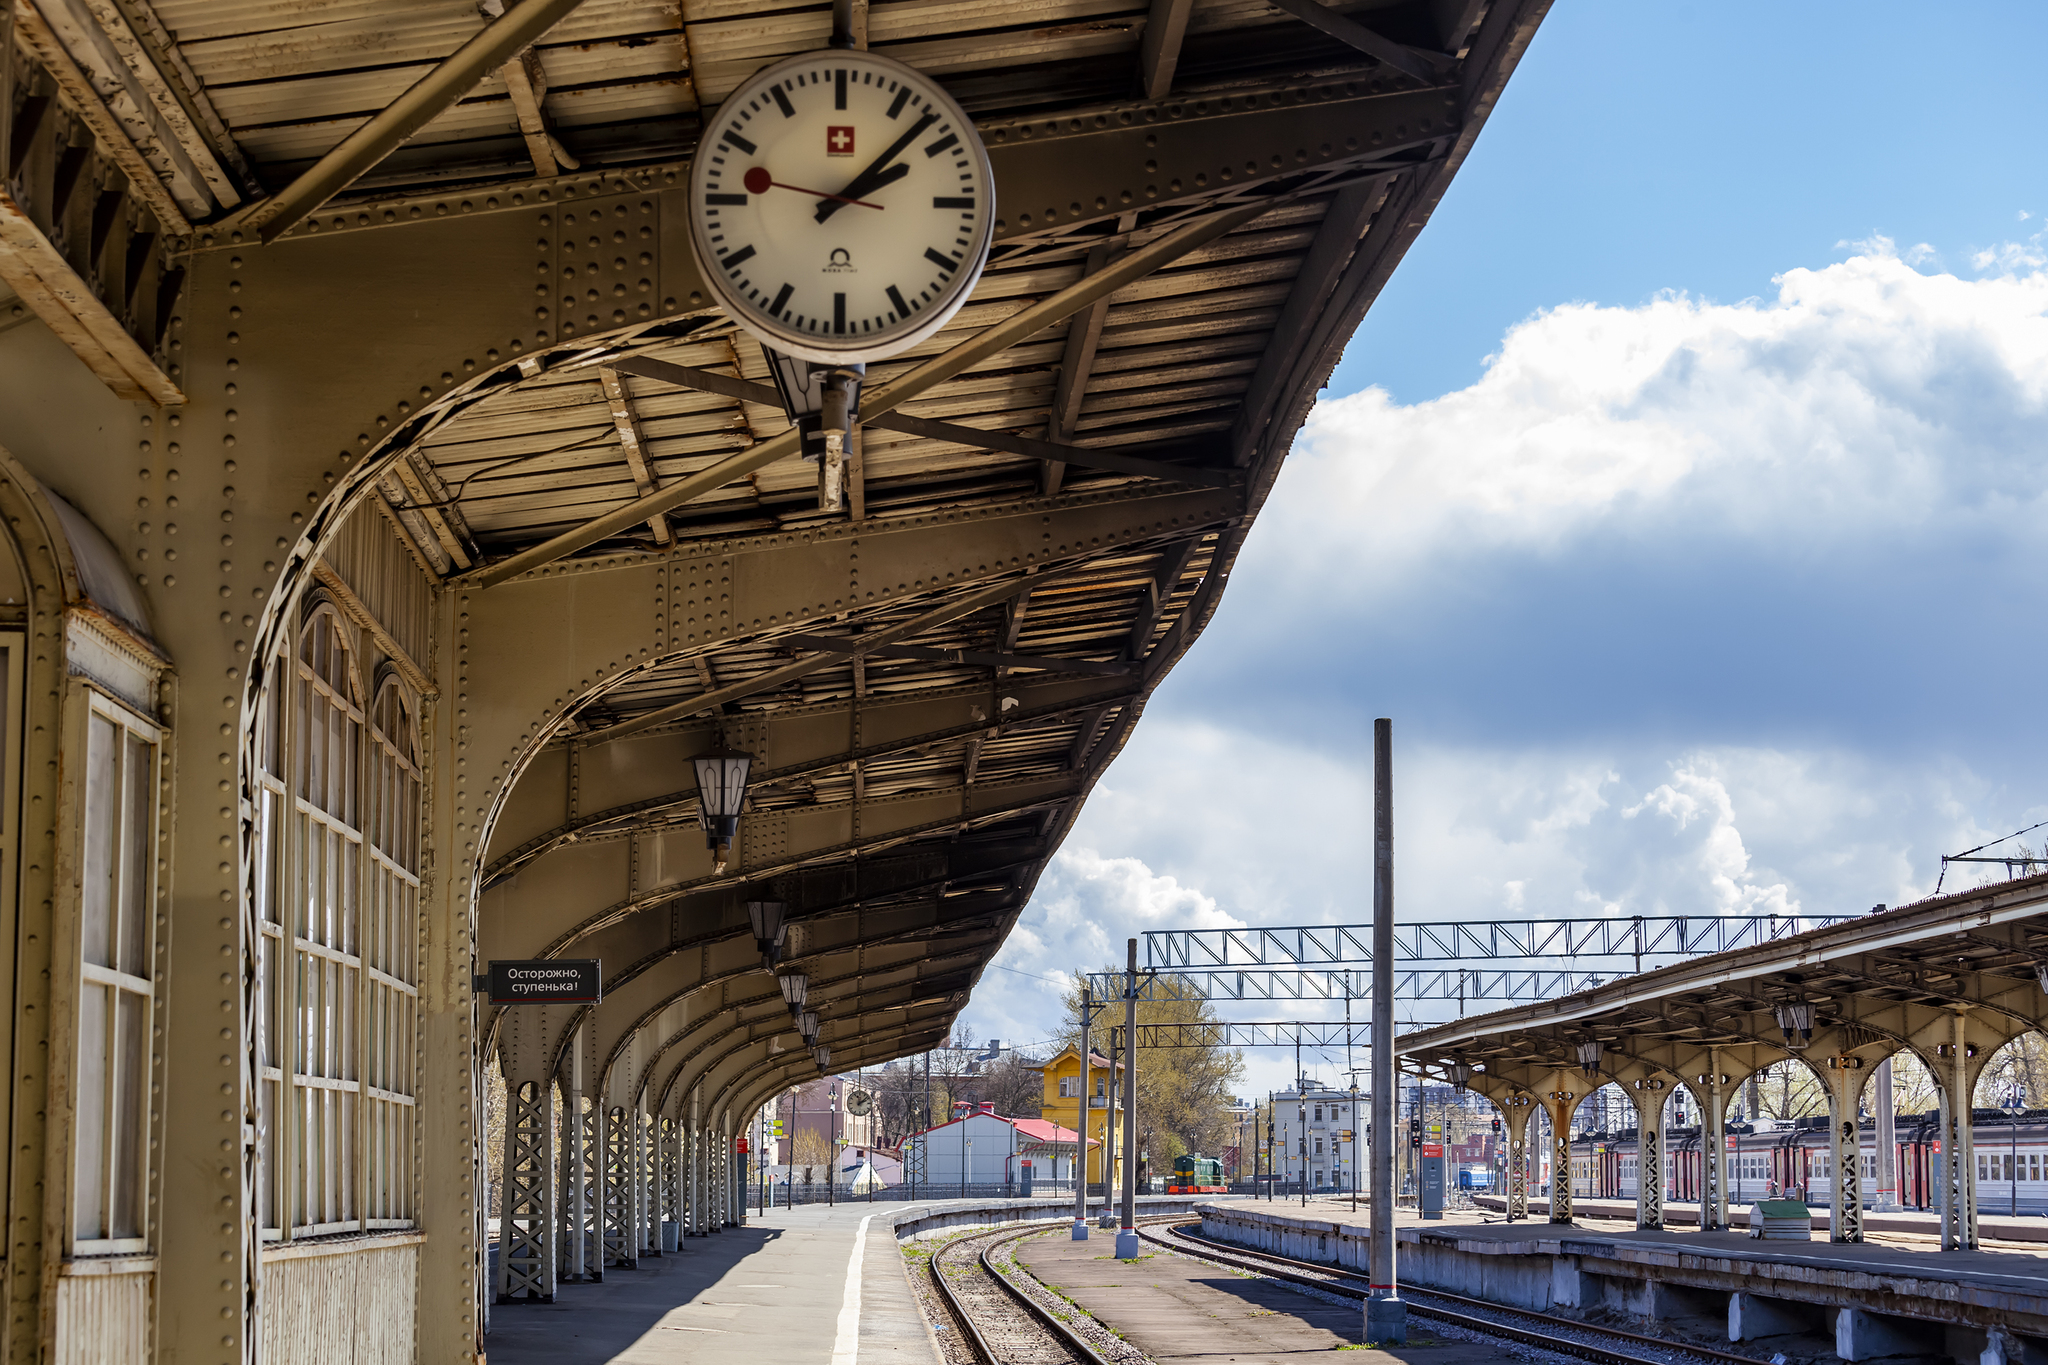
top-left (958, 4), bottom-right (2048, 1092)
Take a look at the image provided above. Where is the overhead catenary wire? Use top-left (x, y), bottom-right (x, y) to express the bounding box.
top-left (1934, 817), bottom-right (2048, 895)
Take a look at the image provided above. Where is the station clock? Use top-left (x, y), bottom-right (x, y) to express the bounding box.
top-left (687, 50), bottom-right (995, 364)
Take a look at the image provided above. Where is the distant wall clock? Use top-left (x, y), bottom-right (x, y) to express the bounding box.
top-left (687, 49), bottom-right (996, 365)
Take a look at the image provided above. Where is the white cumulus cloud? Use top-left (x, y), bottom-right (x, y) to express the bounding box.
top-left (1255, 246), bottom-right (2048, 587)
top-left (959, 241), bottom-right (2048, 1093)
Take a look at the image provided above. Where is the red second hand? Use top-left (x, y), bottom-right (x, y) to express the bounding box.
top-left (743, 166), bottom-right (883, 209)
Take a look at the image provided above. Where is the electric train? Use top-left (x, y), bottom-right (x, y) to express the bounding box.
top-left (1553, 1111), bottom-right (2048, 1214)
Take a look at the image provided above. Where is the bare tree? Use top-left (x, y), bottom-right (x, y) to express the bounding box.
top-left (1978, 1033), bottom-right (2048, 1109)
top-left (1752, 1059), bottom-right (1827, 1121)
top-left (975, 1054), bottom-right (1044, 1119)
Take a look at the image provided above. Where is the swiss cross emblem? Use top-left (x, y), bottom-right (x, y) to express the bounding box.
top-left (827, 125), bottom-right (855, 156)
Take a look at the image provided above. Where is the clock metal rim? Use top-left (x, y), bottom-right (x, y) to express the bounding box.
top-left (687, 48), bottom-right (996, 366)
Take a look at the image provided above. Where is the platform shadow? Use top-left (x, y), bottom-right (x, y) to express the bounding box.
top-left (482, 1228), bottom-right (786, 1365)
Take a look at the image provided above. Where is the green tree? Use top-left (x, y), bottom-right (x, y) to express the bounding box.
top-left (1059, 970), bottom-right (1245, 1178)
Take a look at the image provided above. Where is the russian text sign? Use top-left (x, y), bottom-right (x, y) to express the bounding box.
top-left (488, 959), bottom-right (601, 1004)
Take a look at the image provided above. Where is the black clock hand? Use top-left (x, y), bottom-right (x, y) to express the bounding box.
top-left (859, 162), bottom-right (911, 196)
top-left (816, 111), bottom-right (938, 224)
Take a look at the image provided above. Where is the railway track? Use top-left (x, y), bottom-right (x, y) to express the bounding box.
top-left (924, 1222), bottom-right (1118, 1365)
top-left (1142, 1219), bottom-right (1775, 1365)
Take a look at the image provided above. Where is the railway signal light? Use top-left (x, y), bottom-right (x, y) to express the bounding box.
top-left (1491, 1118), bottom-right (1501, 1134)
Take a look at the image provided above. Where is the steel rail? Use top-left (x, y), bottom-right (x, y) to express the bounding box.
top-left (926, 1232), bottom-right (1008, 1365)
top-left (1146, 1220), bottom-right (1772, 1365)
top-left (927, 1222), bottom-right (1117, 1365)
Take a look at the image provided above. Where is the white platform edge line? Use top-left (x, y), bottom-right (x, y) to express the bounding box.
top-left (833, 1213), bottom-right (879, 1365)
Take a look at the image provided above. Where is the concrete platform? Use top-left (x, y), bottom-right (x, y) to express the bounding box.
top-left (481, 1196), bottom-right (1223, 1364)
top-left (482, 1203), bottom-right (941, 1365)
top-left (1198, 1202), bottom-right (2048, 1365)
top-left (1016, 1223), bottom-right (1526, 1365)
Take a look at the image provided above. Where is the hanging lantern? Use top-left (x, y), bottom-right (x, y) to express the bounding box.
top-left (1449, 1062), bottom-right (1473, 1091)
top-left (814, 1046), bottom-right (831, 1071)
top-left (1773, 1001), bottom-right (1814, 1049)
top-left (1575, 1040), bottom-right (1603, 1078)
top-left (693, 744), bottom-right (755, 873)
top-left (747, 899), bottom-right (788, 963)
top-left (798, 1010), bottom-right (820, 1041)
top-left (777, 970), bottom-right (809, 1011)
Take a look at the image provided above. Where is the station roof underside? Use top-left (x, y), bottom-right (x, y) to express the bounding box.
top-left (6, 0), bottom-right (1550, 1105)
top-left (374, 0), bottom-right (1550, 1103)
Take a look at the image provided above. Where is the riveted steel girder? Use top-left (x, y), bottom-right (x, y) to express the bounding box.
top-left (246, 74), bottom-right (1460, 264)
top-left (488, 771), bottom-right (1073, 961)
top-left (517, 888), bottom-right (1022, 1103)
top-left (981, 80), bottom-right (1457, 246)
top-left (486, 671), bottom-right (1138, 886)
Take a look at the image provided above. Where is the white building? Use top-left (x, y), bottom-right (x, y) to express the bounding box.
top-left (903, 1103), bottom-right (1094, 1190)
top-left (1269, 1078), bottom-right (1366, 1192)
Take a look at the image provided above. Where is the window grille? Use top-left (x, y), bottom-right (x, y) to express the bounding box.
top-left (256, 608), bottom-right (421, 1239)
top-left (73, 698), bottom-right (159, 1253)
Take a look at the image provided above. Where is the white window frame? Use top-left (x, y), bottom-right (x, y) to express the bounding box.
top-left (256, 605), bottom-right (422, 1242)
top-left (70, 690), bottom-right (162, 1257)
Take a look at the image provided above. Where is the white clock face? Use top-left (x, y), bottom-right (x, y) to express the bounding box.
top-left (688, 50), bottom-right (995, 364)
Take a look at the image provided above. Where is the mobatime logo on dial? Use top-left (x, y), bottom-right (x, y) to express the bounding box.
top-left (687, 50), bottom-right (996, 364)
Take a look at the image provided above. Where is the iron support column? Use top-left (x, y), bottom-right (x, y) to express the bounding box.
top-left (1874, 1056), bottom-right (1898, 1210)
top-left (601, 1105), bottom-right (635, 1267)
top-left (1504, 1101), bottom-right (1531, 1222)
top-left (1365, 718), bottom-right (1404, 1343)
top-left (1629, 1084), bottom-right (1664, 1231)
top-left (1073, 987), bottom-right (1091, 1239)
top-left (1548, 1094), bottom-right (1576, 1225)
top-left (1824, 1063), bottom-right (1865, 1243)
top-left (1117, 938), bottom-right (1141, 1258)
top-left (494, 1076), bottom-right (557, 1301)
top-left (1702, 1058), bottom-right (1728, 1232)
top-left (1939, 1012), bottom-right (1980, 1251)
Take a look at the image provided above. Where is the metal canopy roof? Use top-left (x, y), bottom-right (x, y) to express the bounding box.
top-left (6, 0), bottom-right (1553, 1106)
top-left (436, 0), bottom-right (1547, 1104)
top-left (1397, 875), bottom-right (2048, 1101)
top-left (146, 0), bottom-right (1485, 201)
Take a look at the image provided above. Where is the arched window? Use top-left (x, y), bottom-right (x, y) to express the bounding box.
top-left (255, 606), bottom-right (421, 1240)
top-left (363, 678), bottom-right (420, 1225)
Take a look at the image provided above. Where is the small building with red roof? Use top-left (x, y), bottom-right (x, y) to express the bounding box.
top-left (902, 1101), bottom-right (1095, 1192)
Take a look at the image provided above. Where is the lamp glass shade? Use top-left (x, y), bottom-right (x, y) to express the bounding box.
top-left (694, 746), bottom-right (754, 841)
top-left (747, 899), bottom-right (786, 944)
top-left (815, 1047), bottom-right (831, 1070)
top-left (798, 1010), bottom-right (819, 1039)
top-left (777, 971), bottom-right (808, 1008)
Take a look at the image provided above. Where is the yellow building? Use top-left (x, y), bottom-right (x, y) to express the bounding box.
top-left (1032, 1047), bottom-right (1125, 1186)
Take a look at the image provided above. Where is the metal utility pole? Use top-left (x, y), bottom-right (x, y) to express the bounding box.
top-left (1073, 983), bottom-right (1091, 1239)
top-left (1117, 938), bottom-right (1142, 1257)
top-left (1874, 1055), bottom-right (1897, 1210)
top-left (1347, 986), bottom-right (1357, 1208)
top-left (1102, 1022), bottom-right (1118, 1225)
top-left (1296, 1036), bottom-right (1307, 1207)
top-left (1367, 718), bottom-right (1406, 1343)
